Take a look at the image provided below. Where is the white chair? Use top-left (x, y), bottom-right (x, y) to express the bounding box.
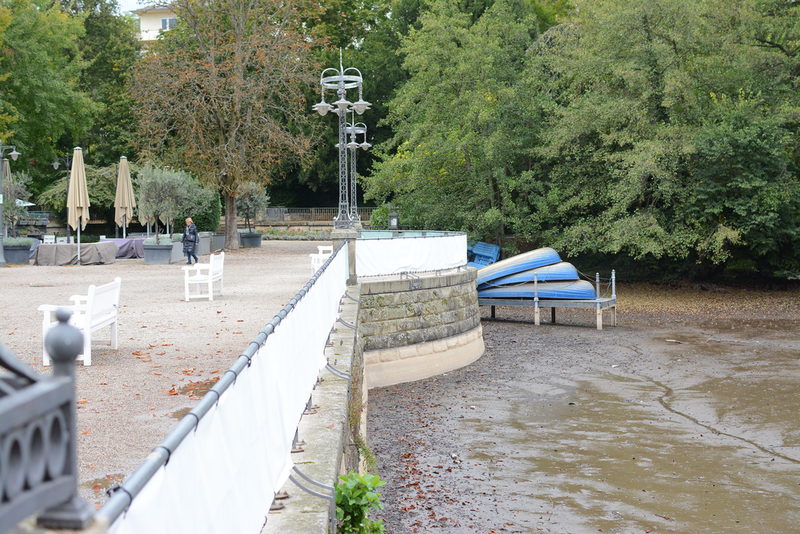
top-left (310, 253), bottom-right (328, 273)
top-left (310, 245), bottom-right (333, 274)
top-left (183, 252), bottom-right (225, 301)
top-left (43, 235), bottom-right (55, 244)
top-left (38, 277), bottom-right (122, 366)
top-left (56, 236), bottom-right (68, 244)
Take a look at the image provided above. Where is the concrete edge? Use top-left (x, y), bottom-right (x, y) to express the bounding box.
top-left (364, 325), bottom-right (485, 390)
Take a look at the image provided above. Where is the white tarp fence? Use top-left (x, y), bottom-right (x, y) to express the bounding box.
top-left (356, 233), bottom-right (467, 277)
top-left (108, 248), bottom-right (349, 534)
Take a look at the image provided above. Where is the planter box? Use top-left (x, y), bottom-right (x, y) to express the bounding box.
top-left (143, 243), bottom-right (175, 265)
top-left (198, 232), bottom-right (212, 255)
top-left (170, 241), bottom-right (184, 263)
top-left (240, 233), bottom-right (262, 248)
top-left (3, 245), bottom-right (31, 265)
top-left (211, 234), bottom-right (226, 252)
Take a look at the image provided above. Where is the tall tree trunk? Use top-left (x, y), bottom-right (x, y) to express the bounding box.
top-left (225, 193), bottom-right (239, 249)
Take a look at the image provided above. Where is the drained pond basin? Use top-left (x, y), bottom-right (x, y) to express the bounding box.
top-left (368, 284), bottom-right (800, 533)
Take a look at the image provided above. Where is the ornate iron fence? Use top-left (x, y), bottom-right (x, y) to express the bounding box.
top-left (0, 309), bottom-right (92, 532)
top-left (263, 207), bottom-right (375, 223)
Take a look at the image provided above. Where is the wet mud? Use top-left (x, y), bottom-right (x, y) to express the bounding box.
top-left (367, 285), bottom-right (800, 533)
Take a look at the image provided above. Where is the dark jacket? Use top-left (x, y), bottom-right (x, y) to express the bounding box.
top-left (182, 223), bottom-right (198, 253)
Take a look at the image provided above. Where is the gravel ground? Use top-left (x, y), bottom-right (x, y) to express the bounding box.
top-left (368, 283), bottom-right (800, 533)
top-left (0, 240), bottom-right (325, 506)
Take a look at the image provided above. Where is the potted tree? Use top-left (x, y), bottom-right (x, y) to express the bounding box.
top-left (3, 236), bottom-right (34, 264)
top-left (2, 172), bottom-right (34, 264)
top-left (236, 181), bottom-right (269, 248)
top-left (137, 165), bottom-right (192, 264)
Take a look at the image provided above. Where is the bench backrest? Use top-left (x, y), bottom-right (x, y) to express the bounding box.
top-left (87, 277), bottom-right (122, 319)
top-left (209, 252), bottom-right (224, 275)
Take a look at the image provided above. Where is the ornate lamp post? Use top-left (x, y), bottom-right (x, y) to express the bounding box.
top-left (345, 115), bottom-right (370, 223)
top-left (0, 144), bottom-right (21, 266)
top-left (312, 51), bottom-right (371, 229)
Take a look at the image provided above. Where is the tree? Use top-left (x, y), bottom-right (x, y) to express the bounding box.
top-left (2, 171), bottom-right (31, 236)
top-left (0, 0), bottom-right (96, 190)
top-left (364, 0), bottom-right (543, 243)
top-left (131, 0), bottom-right (318, 249)
top-left (235, 182), bottom-right (270, 233)
top-left (67, 0), bottom-right (140, 166)
top-left (526, 0), bottom-right (800, 276)
top-left (135, 165), bottom-right (194, 242)
top-left (37, 163), bottom-right (118, 225)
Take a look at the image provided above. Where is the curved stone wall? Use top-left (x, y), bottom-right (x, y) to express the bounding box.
top-left (360, 267), bottom-right (484, 389)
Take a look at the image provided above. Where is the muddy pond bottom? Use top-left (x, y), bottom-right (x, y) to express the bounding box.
top-left (368, 310), bottom-right (800, 533)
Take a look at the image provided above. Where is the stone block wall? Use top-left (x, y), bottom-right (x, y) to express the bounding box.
top-left (359, 269), bottom-right (480, 351)
top-left (360, 268), bottom-right (485, 389)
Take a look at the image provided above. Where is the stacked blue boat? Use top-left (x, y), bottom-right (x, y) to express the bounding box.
top-left (476, 247), bottom-right (596, 300)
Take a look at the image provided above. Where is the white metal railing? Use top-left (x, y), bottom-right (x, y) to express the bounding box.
top-left (356, 231), bottom-right (467, 277)
top-left (99, 244), bottom-right (349, 534)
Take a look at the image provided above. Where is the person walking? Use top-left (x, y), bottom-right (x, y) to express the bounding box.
top-left (182, 217), bottom-right (199, 264)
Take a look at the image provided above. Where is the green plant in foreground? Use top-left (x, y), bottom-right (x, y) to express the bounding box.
top-left (335, 472), bottom-right (386, 534)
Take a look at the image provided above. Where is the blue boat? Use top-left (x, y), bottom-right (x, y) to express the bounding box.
top-left (478, 262), bottom-right (579, 288)
top-left (478, 280), bottom-right (596, 300)
top-left (476, 247), bottom-right (561, 286)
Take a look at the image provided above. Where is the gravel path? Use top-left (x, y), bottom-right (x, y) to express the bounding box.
top-left (0, 240), bottom-right (325, 505)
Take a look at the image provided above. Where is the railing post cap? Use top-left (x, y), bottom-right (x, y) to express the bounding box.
top-left (45, 308), bottom-right (84, 364)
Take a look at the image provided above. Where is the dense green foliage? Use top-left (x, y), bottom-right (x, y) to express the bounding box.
top-left (37, 164), bottom-right (118, 224)
top-left (0, 0), bottom-right (96, 187)
top-left (0, 0), bottom-right (137, 195)
top-left (2, 0), bottom-right (797, 278)
top-left (335, 472), bottom-right (386, 534)
top-left (68, 0), bottom-right (140, 166)
top-left (364, 0), bottom-right (800, 278)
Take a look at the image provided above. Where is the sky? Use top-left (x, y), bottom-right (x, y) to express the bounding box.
top-left (119, 0), bottom-right (145, 14)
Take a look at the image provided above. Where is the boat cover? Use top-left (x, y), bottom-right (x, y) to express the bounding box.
top-left (478, 262), bottom-right (579, 288)
top-left (478, 280), bottom-right (596, 300)
top-left (476, 247), bottom-right (561, 286)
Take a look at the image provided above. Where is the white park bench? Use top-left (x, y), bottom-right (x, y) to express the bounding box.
top-left (183, 252), bottom-right (225, 301)
top-left (38, 277), bottom-right (122, 366)
top-left (309, 245), bottom-right (333, 274)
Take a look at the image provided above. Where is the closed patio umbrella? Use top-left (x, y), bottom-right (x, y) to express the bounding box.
top-left (66, 147), bottom-right (90, 265)
top-left (114, 156), bottom-right (135, 238)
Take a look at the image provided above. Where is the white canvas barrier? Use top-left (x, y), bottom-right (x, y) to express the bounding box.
top-left (356, 233), bottom-right (467, 277)
top-left (107, 248), bottom-right (348, 534)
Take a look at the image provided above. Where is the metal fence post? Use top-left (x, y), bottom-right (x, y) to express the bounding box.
top-left (36, 309), bottom-right (94, 529)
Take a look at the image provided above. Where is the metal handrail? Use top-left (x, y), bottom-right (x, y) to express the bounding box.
top-left (98, 241), bottom-right (347, 524)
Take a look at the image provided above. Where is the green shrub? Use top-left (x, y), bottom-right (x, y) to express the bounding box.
top-left (368, 205), bottom-right (390, 229)
top-left (335, 472), bottom-right (386, 534)
top-left (143, 236), bottom-right (172, 245)
top-left (3, 237), bottom-right (35, 247)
